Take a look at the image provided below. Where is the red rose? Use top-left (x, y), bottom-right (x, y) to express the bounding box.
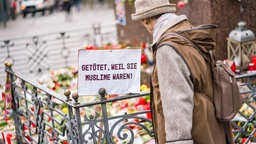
top-left (135, 97), bottom-right (146, 107)
top-left (141, 53), bottom-right (147, 64)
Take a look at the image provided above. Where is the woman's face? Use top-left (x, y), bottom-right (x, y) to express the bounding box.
top-left (141, 18), bottom-right (157, 35)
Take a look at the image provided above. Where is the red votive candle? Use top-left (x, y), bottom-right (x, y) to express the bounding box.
top-left (6, 134), bottom-right (12, 144)
top-left (248, 63), bottom-right (254, 71)
top-left (231, 62), bottom-right (236, 72)
top-left (251, 56), bottom-right (256, 69)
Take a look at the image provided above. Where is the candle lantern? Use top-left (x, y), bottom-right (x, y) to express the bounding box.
top-left (227, 21), bottom-right (256, 69)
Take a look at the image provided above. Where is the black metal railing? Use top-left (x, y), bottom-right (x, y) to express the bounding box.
top-left (4, 62), bottom-right (154, 144)
top-left (232, 73), bottom-right (256, 143)
top-left (2, 63), bottom-right (256, 143)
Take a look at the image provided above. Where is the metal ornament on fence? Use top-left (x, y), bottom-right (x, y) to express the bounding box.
top-left (26, 36), bottom-right (49, 74)
top-left (1, 40), bottom-right (15, 65)
top-left (57, 32), bottom-right (70, 68)
top-left (93, 23), bottom-right (102, 47)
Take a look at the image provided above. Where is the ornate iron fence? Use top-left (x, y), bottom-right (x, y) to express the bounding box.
top-left (3, 61), bottom-right (256, 144)
top-left (0, 24), bottom-right (117, 85)
top-left (232, 73), bottom-right (256, 143)
top-left (4, 62), bottom-right (154, 144)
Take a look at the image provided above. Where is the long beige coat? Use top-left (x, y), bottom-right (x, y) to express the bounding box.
top-left (151, 16), bottom-right (233, 144)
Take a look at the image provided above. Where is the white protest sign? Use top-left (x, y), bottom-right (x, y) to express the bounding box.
top-left (78, 49), bottom-right (141, 96)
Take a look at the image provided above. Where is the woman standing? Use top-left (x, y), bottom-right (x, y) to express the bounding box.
top-left (131, 0), bottom-right (233, 143)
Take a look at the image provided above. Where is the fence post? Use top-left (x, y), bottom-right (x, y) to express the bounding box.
top-left (4, 61), bottom-right (23, 143)
top-left (64, 90), bottom-right (78, 144)
top-left (72, 92), bottom-right (83, 144)
top-left (99, 88), bottom-right (111, 144)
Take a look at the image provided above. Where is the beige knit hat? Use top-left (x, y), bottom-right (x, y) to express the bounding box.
top-left (131, 0), bottom-right (176, 20)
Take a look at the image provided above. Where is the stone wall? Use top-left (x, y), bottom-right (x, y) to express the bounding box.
top-left (116, 0), bottom-right (256, 60)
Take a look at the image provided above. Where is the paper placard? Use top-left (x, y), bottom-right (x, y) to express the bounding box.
top-left (78, 49), bottom-right (141, 96)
